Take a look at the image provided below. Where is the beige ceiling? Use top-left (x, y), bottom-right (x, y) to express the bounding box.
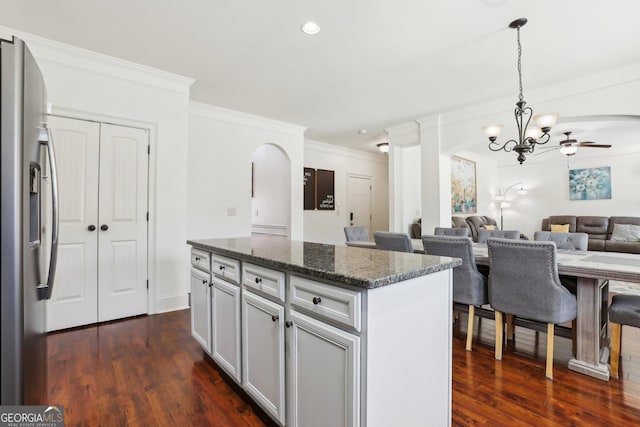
top-left (2, 0), bottom-right (640, 154)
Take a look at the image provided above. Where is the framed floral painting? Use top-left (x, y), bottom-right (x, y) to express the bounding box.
top-left (569, 166), bottom-right (611, 200)
top-left (451, 156), bottom-right (477, 213)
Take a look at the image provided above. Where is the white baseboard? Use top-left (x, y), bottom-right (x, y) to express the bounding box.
top-left (155, 292), bottom-right (189, 314)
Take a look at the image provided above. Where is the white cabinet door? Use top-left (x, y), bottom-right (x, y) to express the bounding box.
top-left (211, 277), bottom-right (241, 383)
top-left (190, 268), bottom-right (211, 353)
top-left (242, 291), bottom-right (285, 425)
top-left (47, 117), bottom-right (100, 331)
top-left (287, 310), bottom-right (360, 427)
top-left (97, 123), bottom-right (149, 321)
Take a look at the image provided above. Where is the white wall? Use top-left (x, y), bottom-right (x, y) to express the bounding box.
top-left (7, 27), bottom-right (195, 314)
top-left (252, 144), bottom-right (291, 234)
top-left (187, 102), bottom-right (305, 240)
top-left (303, 140), bottom-right (389, 245)
top-left (498, 149), bottom-right (640, 239)
top-left (399, 145), bottom-right (422, 233)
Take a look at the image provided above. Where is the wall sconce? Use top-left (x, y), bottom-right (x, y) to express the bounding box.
top-left (377, 142), bottom-right (389, 153)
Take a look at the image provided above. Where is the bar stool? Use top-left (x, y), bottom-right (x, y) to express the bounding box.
top-left (609, 294), bottom-right (640, 379)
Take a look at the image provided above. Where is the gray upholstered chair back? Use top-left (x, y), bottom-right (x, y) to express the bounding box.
top-left (533, 231), bottom-right (588, 251)
top-left (477, 229), bottom-right (520, 243)
top-left (434, 227), bottom-right (470, 237)
top-left (487, 238), bottom-right (576, 324)
top-left (373, 231), bottom-right (413, 253)
top-left (344, 226), bottom-right (369, 242)
top-left (422, 235), bottom-right (487, 306)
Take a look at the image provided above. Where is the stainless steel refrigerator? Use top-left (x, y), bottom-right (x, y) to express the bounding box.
top-left (1, 36), bottom-right (59, 405)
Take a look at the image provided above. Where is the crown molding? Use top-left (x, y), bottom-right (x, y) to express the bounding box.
top-left (190, 101), bottom-right (306, 136)
top-left (305, 139), bottom-right (387, 163)
top-left (385, 121), bottom-right (419, 147)
top-left (0, 25), bottom-right (194, 95)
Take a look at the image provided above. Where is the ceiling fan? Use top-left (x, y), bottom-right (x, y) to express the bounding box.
top-left (535, 131), bottom-right (612, 157)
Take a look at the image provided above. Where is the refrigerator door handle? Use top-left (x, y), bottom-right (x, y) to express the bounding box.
top-left (38, 126), bottom-right (59, 300)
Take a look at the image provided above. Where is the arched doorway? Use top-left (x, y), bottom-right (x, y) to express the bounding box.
top-left (251, 144), bottom-right (291, 237)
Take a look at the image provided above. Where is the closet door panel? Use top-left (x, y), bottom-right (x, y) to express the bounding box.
top-left (97, 123), bottom-right (149, 321)
top-left (46, 116), bottom-right (100, 331)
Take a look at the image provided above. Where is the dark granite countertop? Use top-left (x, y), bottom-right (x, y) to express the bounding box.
top-left (187, 235), bottom-right (461, 289)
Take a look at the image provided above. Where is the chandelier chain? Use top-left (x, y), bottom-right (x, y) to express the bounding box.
top-left (517, 27), bottom-right (523, 103)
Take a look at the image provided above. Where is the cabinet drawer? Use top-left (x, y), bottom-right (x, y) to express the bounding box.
top-left (242, 263), bottom-right (285, 303)
top-left (212, 255), bottom-right (241, 284)
top-left (191, 248), bottom-right (210, 271)
top-left (290, 276), bottom-right (361, 331)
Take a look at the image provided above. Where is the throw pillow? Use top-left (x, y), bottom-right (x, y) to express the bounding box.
top-left (551, 224), bottom-right (570, 233)
top-left (610, 223), bottom-right (640, 242)
top-left (484, 225), bottom-right (496, 230)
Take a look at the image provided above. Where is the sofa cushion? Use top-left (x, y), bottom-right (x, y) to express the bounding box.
top-left (484, 224), bottom-right (496, 230)
top-left (605, 240), bottom-right (640, 254)
top-left (576, 216), bottom-right (609, 239)
top-left (544, 216), bottom-right (577, 232)
top-left (589, 239), bottom-right (606, 251)
top-left (610, 223), bottom-right (640, 242)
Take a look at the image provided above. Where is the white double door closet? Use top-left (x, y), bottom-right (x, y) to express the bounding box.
top-left (47, 116), bottom-right (149, 331)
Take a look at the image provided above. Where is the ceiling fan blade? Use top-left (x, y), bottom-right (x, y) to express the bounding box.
top-left (578, 141), bottom-right (597, 144)
top-left (532, 147), bottom-right (559, 156)
top-left (577, 143), bottom-right (612, 148)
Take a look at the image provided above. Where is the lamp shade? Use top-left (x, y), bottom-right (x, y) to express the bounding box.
top-left (495, 193), bottom-right (506, 201)
top-left (525, 126), bottom-right (542, 139)
top-left (377, 142), bottom-right (389, 153)
top-left (533, 113), bottom-right (559, 130)
top-left (559, 144), bottom-right (578, 155)
top-left (482, 124), bottom-right (503, 138)
top-left (500, 201), bottom-right (511, 209)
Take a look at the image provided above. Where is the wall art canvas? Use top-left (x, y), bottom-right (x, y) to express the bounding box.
top-left (568, 166), bottom-right (611, 200)
top-left (451, 156), bottom-right (477, 213)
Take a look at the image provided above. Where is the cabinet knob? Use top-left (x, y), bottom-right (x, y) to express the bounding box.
top-left (219, 265), bottom-right (225, 270)
top-left (285, 321), bottom-right (293, 328)
top-left (100, 224), bottom-right (109, 231)
top-left (87, 224), bottom-right (96, 231)
top-left (194, 256), bottom-right (200, 262)
top-left (255, 277), bottom-right (262, 284)
top-left (202, 279), bottom-right (207, 285)
top-left (312, 297), bottom-right (322, 305)
top-left (271, 315), bottom-right (279, 322)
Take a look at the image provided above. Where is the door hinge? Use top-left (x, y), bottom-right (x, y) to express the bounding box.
top-left (146, 279), bottom-right (149, 289)
top-left (146, 212), bottom-right (149, 221)
top-left (147, 145), bottom-right (150, 155)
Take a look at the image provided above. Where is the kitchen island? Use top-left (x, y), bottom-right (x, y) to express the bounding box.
top-left (187, 235), bottom-right (460, 426)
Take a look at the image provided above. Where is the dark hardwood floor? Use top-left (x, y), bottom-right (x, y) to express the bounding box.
top-left (48, 308), bottom-right (640, 426)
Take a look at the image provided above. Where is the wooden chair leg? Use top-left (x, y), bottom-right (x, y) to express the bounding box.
top-left (571, 319), bottom-right (577, 356)
top-left (611, 322), bottom-right (622, 379)
top-left (495, 310), bottom-right (503, 360)
top-left (506, 314), bottom-right (515, 341)
top-left (546, 323), bottom-right (555, 380)
top-left (466, 305), bottom-right (475, 351)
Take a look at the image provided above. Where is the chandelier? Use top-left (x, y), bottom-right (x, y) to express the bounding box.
top-left (483, 18), bottom-right (559, 164)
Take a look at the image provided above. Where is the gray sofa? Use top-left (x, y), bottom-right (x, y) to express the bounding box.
top-left (541, 215), bottom-right (640, 254)
top-left (410, 216), bottom-right (471, 239)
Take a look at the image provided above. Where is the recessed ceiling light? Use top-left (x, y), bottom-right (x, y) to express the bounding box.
top-left (301, 21), bottom-right (320, 35)
top-left (358, 129), bottom-right (367, 135)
